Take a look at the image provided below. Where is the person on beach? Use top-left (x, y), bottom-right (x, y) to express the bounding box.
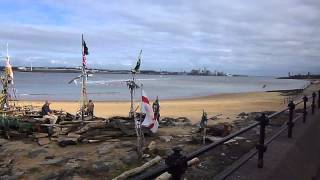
top-left (86, 100), bottom-right (94, 116)
top-left (152, 97), bottom-right (160, 121)
top-left (41, 100), bottom-right (58, 124)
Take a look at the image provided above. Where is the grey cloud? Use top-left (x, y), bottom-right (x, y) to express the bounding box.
top-left (0, 0), bottom-right (319, 75)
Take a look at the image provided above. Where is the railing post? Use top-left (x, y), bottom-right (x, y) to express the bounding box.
top-left (287, 101), bottom-right (295, 138)
top-left (312, 92), bottom-right (316, 115)
top-left (165, 147), bottom-right (188, 180)
top-left (303, 96), bottom-right (308, 123)
top-left (256, 113), bottom-right (268, 168)
top-left (318, 90), bottom-right (320, 110)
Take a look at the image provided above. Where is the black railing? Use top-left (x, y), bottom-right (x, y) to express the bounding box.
top-left (133, 90), bottom-right (320, 180)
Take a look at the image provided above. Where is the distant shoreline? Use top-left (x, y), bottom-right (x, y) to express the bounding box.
top-left (4, 66), bottom-right (247, 77)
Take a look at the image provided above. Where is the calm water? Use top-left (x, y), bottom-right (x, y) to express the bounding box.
top-left (10, 72), bottom-right (308, 101)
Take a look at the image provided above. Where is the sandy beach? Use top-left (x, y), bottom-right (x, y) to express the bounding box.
top-left (18, 91), bottom-right (292, 123)
top-left (18, 80), bottom-right (320, 123)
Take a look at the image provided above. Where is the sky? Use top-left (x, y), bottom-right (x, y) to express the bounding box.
top-left (0, 0), bottom-right (319, 76)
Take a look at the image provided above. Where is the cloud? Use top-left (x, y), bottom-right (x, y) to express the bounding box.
top-left (0, 0), bottom-right (319, 75)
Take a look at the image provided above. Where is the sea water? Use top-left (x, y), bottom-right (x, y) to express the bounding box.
top-left (11, 72), bottom-right (308, 101)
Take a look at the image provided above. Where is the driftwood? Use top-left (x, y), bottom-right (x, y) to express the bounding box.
top-left (112, 156), bottom-right (162, 180)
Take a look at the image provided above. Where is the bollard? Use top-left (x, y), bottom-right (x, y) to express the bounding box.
top-left (303, 96), bottom-right (308, 123)
top-left (318, 90), bottom-right (320, 109)
top-left (165, 147), bottom-right (188, 180)
top-left (256, 113), bottom-right (268, 168)
top-left (312, 92), bottom-right (316, 115)
top-left (287, 101), bottom-right (295, 138)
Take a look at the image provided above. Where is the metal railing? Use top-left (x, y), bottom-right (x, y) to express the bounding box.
top-left (133, 90), bottom-right (320, 180)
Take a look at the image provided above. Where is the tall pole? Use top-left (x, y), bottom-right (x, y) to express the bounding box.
top-left (129, 74), bottom-right (135, 118)
top-left (136, 83), bottom-right (144, 158)
top-left (81, 34), bottom-right (88, 121)
top-left (3, 43), bottom-right (9, 108)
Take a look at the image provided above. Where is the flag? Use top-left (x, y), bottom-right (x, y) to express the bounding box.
top-left (82, 35), bottom-right (89, 68)
top-left (141, 89), bottom-right (159, 133)
top-left (132, 49), bottom-right (142, 74)
top-left (5, 57), bottom-right (13, 84)
top-left (82, 40), bottom-right (89, 55)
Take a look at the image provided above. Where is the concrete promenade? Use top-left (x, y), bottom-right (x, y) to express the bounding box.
top-left (227, 111), bottom-right (320, 180)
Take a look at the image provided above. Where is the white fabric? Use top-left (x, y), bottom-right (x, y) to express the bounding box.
top-left (141, 90), bottom-right (159, 133)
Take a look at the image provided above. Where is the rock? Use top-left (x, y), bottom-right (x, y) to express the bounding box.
top-left (40, 157), bottom-right (69, 166)
top-left (0, 167), bottom-right (9, 176)
top-left (209, 116), bottom-right (218, 120)
top-left (118, 141), bottom-right (136, 149)
top-left (206, 123), bottom-right (233, 137)
top-left (238, 112), bottom-right (248, 117)
top-left (160, 117), bottom-right (192, 126)
top-left (97, 143), bottom-right (116, 155)
top-left (159, 136), bottom-right (173, 142)
top-left (28, 147), bottom-right (48, 159)
top-left (37, 138), bottom-right (51, 146)
top-left (0, 139), bottom-right (8, 146)
top-left (39, 169), bottom-right (74, 180)
top-left (34, 133), bottom-right (48, 138)
top-left (92, 161), bottom-right (113, 172)
top-left (11, 170), bottom-right (24, 178)
top-left (206, 136), bottom-right (223, 142)
top-left (190, 135), bottom-right (202, 144)
top-left (45, 155), bottom-right (55, 160)
top-left (147, 141), bottom-right (157, 151)
top-left (65, 159), bottom-right (80, 170)
top-left (120, 152), bottom-right (139, 165)
top-left (58, 137), bottom-right (78, 147)
top-left (176, 117), bottom-right (191, 123)
top-left (143, 154), bottom-right (151, 158)
top-left (67, 133), bottom-right (81, 138)
top-left (164, 149), bottom-right (174, 156)
top-left (2, 169), bottom-right (24, 180)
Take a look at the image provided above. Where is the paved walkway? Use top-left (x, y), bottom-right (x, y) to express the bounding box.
top-left (226, 111), bottom-right (320, 180)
